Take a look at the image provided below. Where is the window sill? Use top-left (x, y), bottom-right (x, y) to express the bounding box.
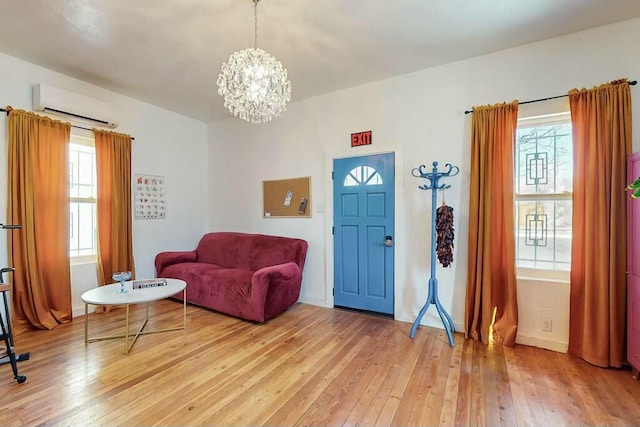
top-left (517, 275), bottom-right (570, 284)
top-left (517, 267), bottom-right (569, 283)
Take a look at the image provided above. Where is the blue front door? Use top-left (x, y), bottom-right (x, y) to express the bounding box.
top-left (333, 153), bottom-right (394, 314)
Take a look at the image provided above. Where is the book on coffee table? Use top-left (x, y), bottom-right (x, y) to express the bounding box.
top-left (132, 278), bottom-right (168, 289)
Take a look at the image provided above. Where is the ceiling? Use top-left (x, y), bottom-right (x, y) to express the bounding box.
top-left (0, 0), bottom-right (639, 123)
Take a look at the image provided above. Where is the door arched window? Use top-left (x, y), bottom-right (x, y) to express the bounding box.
top-left (344, 165), bottom-right (383, 187)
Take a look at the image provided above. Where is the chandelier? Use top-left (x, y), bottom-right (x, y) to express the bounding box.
top-left (217, 0), bottom-right (291, 124)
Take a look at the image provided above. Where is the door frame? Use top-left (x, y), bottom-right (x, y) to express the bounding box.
top-left (323, 145), bottom-right (405, 319)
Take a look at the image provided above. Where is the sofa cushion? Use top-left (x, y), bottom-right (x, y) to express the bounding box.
top-left (195, 232), bottom-right (307, 271)
top-left (161, 262), bottom-right (226, 283)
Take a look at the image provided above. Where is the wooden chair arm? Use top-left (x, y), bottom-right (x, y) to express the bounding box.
top-left (0, 283), bottom-right (10, 292)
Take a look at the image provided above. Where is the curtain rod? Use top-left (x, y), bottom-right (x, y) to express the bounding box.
top-left (463, 80), bottom-right (638, 115)
top-left (0, 107), bottom-right (135, 140)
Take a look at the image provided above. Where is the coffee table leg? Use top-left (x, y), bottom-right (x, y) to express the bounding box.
top-left (183, 288), bottom-right (187, 328)
top-left (84, 303), bottom-right (88, 344)
top-left (124, 305), bottom-right (129, 354)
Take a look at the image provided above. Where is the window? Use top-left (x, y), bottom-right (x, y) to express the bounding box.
top-left (515, 113), bottom-right (572, 271)
top-left (344, 166), bottom-right (383, 187)
top-left (69, 135), bottom-right (97, 257)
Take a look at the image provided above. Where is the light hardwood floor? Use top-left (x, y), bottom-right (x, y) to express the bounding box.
top-left (1, 300), bottom-right (640, 426)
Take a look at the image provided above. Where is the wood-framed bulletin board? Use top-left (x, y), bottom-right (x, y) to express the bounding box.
top-left (263, 176), bottom-right (311, 218)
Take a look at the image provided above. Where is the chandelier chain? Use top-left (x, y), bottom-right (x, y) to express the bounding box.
top-left (254, 0), bottom-right (258, 49)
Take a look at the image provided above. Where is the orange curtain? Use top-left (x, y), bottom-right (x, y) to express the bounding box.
top-left (568, 79), bottom-right (631, 368)
top-left (94, 129), bottom-right (135, 294)
top-left (7, 108), bottom-right (72, 329)
top-left (465, 101), bottom-right (519, 346)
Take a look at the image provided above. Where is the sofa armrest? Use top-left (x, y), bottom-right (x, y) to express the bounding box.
top-left (251, 262), bottom-right (303, 321)
top-left (252, 261), bottom-right (301, 286)
top-left (155, 250), bottom-right (197, 274)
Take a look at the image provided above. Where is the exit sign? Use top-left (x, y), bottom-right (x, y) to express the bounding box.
top-left (351, 131), bottom-right (372, 147)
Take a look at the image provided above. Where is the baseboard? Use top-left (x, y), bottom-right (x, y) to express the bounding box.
top-left (435, 321), bottom-right (569, 354)
top-left (72, 305), bottom-right (95, 318)
top-left (297, 296), bottom-right (331, 309)
top-left (516, 334), bottom-right (568, 353)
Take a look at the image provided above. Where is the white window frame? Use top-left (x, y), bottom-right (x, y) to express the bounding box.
top-left (69, 133), bottom-right (97, 263)
top-left (515, 112), bottom-right (572, 281)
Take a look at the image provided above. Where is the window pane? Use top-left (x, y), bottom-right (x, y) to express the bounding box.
top-left (515, 199), bottom-right (572, 271)
top-left (344, 175), bottom-right (358, 187)
top-left (363, 166), bottom-right (383, 185)
top-left (69, 143), bottom-right (96, 199)
top-left (70, 202), bottom-right (96, 257)
top-left (515, 123), bottom-right (572, 195)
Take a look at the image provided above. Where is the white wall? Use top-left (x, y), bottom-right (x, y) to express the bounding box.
top-left (208, 18), bottom-right (640, 351)
top-left (0, 52), bottom-right (209, 317)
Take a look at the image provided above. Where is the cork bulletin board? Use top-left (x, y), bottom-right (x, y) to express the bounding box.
top-left (263, 176), bottom-right (311, 218)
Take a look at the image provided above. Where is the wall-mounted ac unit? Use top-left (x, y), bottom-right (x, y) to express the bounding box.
top-left (32, 84), bottom-right (119, 129)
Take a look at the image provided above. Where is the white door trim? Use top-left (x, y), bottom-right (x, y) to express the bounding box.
top-left (323, 144), bottom-right (405, 319)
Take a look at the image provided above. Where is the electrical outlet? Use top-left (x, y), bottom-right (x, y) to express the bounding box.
top-left (542, 317), bottom-right (553, 332)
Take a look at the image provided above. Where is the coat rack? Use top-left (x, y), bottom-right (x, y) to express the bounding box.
top-left (410, 162), bottom-right (459, 347)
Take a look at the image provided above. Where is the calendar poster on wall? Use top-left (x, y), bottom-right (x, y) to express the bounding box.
top-left (135, 174), bottom-right (166, 219)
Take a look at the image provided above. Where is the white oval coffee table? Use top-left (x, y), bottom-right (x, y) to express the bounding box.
top-left (82, 278), bottom-right (186, 354)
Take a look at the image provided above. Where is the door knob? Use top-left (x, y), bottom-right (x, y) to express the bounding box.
top-left (384, 236), bottom-right (393, 247)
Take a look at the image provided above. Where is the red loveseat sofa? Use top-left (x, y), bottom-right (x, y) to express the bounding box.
top-left (155, 232), bottom-right (308, 322)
